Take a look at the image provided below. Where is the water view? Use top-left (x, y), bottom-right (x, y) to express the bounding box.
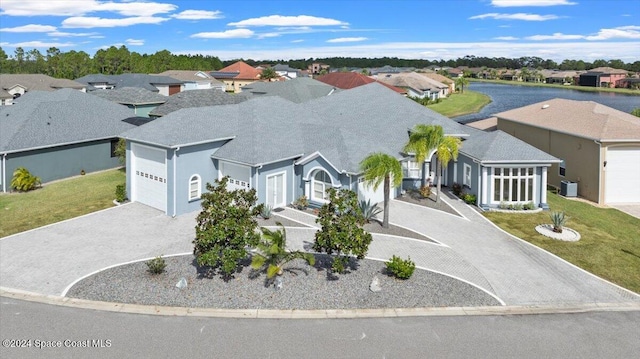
top-left (454, 83), bottom-right (640, 123)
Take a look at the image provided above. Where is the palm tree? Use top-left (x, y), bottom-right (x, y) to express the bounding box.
top-left (251, 223), bottom-right (315, 279)
top-left (433, 135), bottom-right (461, 203)
top-left (260, 67), bottom-right (278, 81)
top-left (360, 153), bottom-right (403, 228)
top-left (455, 76), bottom-right (470, 93)
top-left (403, 124), bottom-right (442, 188)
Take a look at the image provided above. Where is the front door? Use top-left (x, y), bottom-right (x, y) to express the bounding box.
top-left (266, 172), bottom-right (285, 208)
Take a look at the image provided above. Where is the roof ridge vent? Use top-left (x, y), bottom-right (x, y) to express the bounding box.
top-left (542, 104), bottom-right (550, 109)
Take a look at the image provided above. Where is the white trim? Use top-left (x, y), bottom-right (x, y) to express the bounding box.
top-left (265, 171), bottom-right (287, 208)
top-left (463, 163), bottom-right (472, 188)
top-left (490, 167), bottom-right (536, 205)
top-left (188, 174), bottom-right (201, 201)
top-left (295, 151), bottom-right (343, 174)
top-left (309, 168), bottom-right (333, 203)
top-left (303, 166), bottom-right (339, 186)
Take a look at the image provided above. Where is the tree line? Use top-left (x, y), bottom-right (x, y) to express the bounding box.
top-left (1, 45), bottom-right (638, 79)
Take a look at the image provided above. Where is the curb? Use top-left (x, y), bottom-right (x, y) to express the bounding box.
top-left (2, 287), bottom-right (639, 319)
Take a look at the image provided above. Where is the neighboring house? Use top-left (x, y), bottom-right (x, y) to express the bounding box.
top-left (155, 70), bottom-right (226, 92)
top-left (316, 72), bottom-right (405, 94)
top-left (370, 65), bottom-right (414, 75)
top-left (375, 72), bottom-right (449, 100)
top-left (0, 89), bottom-right (136, 192)
top-left (241, 77), bottom-right (340, 103)
top-left (0, 74), bottom-right (86, 106)
top-left (578, 67), bottom-right (628, 88)
top-left (120, 83), bottom-right (558, 216)
top-left (75, 74), bottom-right (184, 95)
top-left (272, 64), bottom-right (300, 79)
top-left (419, 72), bottom-right (455, 95)
top-left (148, 88), bottom-right (247, 118)
top-left (90, 87), bottom-right (167, 117)
top-left (465, 117), bottom-right (498, 132)
top-left (500, 70), bottom-right (520, 81)
top-left (544, 70), bottom-right (582, 85)
top-left (210, 61), bottom-right (262, 93)
top-left (309, 63), bottom-right (330, 76)
top-left (495, 98), bottom-right (640, 204)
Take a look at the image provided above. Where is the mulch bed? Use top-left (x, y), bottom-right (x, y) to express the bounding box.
top-left (397, 189), bottom-right (461, 217)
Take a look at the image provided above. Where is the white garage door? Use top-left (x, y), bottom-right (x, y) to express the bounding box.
top-left (357, 177), bottom-right (386, 205)
top-left (132, 143), bottom-right (167, 211)
top-left (605, 146), bottom-right (640, 203)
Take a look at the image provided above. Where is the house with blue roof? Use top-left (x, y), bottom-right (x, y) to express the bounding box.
top-left (121, 83), bottom-right (559, 216)
top-left (0, 89), bottom-right (137, 192)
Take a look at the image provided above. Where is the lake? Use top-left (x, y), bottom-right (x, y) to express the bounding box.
top-left (454, 83), bottom-right (640, 123)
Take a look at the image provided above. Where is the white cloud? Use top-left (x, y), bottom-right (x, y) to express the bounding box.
top-left (0, 40), bottom-right (75, 48)
top-left (326, 37), bottom-right (368, 43)
top-left (62, 16), bottom-right (169, 28)
top-left (0, 24), bottom-right (57, 32)
top-left (494, 36), bottom-right (518, 40)
top-left (48, 31), bottom-right (100, 37)
top-left (190, 29), bottom-right (254, 39)
top-left (228, 15), bottom-right (348, 27)
top-left (126, 38), bottom-right (144, 46)
top-left (0, 0), bottom-right (176, 17)
top-left (291, 39), bottom-right (304, 43)
top-left (470, 13), bottom-right (559, 21)
top-left (256, 33), bottom-right (282, 39)
top-left (585, 26), bottom-right (640, 40)
top-left (171, 10), bottom-right (223, 20)
top-left (526, 32), bottom-right (584, 40)
top-left (491, 0), bottom-right (576, 6)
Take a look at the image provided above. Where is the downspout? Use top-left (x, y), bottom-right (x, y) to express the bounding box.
top-left (2, 153), bottom-right (6, 193)
top-left (172, 147), bottom-right (180, 217)
top-left (594, 140), bottom-right (603, 203)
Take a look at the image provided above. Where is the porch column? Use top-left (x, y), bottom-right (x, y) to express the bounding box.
top-left (453, 161), bottom-right (457, 184)
top-left (481, 166), bottom-right (488, 207)
top-left (541, 167), bottom-right (548, 204)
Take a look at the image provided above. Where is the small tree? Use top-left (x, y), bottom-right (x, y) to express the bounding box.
top-left (10, 167), bottom-right (41, 192)
top-left (260, 67), bottom-right (278, 81)
top-left (251, 223), bottom-right (315, 279)
top-left (313, 188), bottom-right (373, 273)
top-left (455, 76), bottom-right (470, 93)
top-left (193, 177), bottom-right (260, 279)
top-left (631, 108), bottom-right (640, 118)
top-left (359, 152), bottom-right (403, 228)
top-left (114, 138), bottom-right (126, 164)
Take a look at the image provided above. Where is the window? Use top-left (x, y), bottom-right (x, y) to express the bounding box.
top-left (492, 167), bottom-right (534, 203)
top-left (463, 164), bottom-right (472, 188)
top-left (403, 160), bottom-right (421, 178)
top-left (110, 139), bottom-right (119, 158)
top-left (189, 175), bottom-right (201, 201)
top-left (559, 159), bottom-right (566, 177)
top-left (311, 170), bottom-right (332, 202)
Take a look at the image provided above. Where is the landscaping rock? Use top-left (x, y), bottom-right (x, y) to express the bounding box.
top-left (370, 276), bottom-right (382, 292)
top-left (176, 277), bottom-right (187, 289)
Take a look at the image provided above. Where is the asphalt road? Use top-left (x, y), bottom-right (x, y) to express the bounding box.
top-left (1, 298), bottom-right (639, 359)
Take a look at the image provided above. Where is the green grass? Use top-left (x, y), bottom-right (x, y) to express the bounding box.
top-left (0, 168), bottom-right (126, 238)
top-left (484, 191), bottom-right (640, 294)
top-left (470, 78), bottom-right (640, 95)
top-left (427, 90), bottom-right (492, 118)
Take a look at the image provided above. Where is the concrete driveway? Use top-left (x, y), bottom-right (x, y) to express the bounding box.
top-left (0, 203), bottom-right (196, 296)
top-left (609, 203), bottom-right (640, 219)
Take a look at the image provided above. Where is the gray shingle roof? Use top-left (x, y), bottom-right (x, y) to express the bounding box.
top-left (0, 74), bottom-right (85, 91)
top-left (241, 77), bottom-right (339, 103)
top-left (122, 82), bottom-right (557, 172)
top-left (75, 74), bottom-right (182, 92)
top-left (148, 89), bottom-right (247, 117)
top-left (90, 87), bottom-right (167, 105)
top-left (460, 127), bottom-right (560, 163)
top-left (1, 89), bottom-right (136, 153)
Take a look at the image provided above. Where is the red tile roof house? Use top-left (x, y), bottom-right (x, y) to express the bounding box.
top-left (315, 72), bottom-right (406, 94)
top-left (578, 67), bottom-right (629, 88)
top-left (211, 61), bottom-right (263, 93)
top-left (495, 98), bottom-right (640, 204)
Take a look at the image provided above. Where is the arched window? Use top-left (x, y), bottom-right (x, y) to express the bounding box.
top-left (311, 170), bottom-right (332, 202)
top-left (189, 175), bottom-right (201, 201)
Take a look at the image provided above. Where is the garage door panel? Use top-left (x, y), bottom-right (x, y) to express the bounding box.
top-left (132, 144), bottom-right (167, 212)
top-left (606, 147), bottom-right (640, 203)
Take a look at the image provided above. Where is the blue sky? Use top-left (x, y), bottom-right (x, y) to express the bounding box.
top-left (0, 0), bottom-right (638, 62)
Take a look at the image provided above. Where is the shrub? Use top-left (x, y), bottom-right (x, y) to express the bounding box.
top-left (550, 211), bottom-right (569, 233)
top-left (499, 201), bottom-right (509, 209)
top-left (115, 184), bottom-right (127, 203)
top-left (386, 255), bottom-right (416, 280)
top-left (10, 167), bottom-right (41, 192)
top-left (513, 202), bottom-right (524, 211)
top-left (419, 185), bottom-right (432, 198)
top-left (292, 195), bottom-right (309, 210)
top-left (260, 204), bottom-right (272, 219)
top-left (146, 256), bottom-right (166, 274)
top-left (523, 202), bottom-right (536, 210)
top-left (462, 193), bottom-right (476, 205)
top-left (452, 182), bottom-right (463, 197)
top-left (359, 199), bottom-right (382, 223)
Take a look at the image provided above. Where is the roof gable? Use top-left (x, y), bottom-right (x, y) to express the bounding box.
top-left (215, 61), bottom-right (261, 80)
top-left (316, 72), bottom-right (405, 93)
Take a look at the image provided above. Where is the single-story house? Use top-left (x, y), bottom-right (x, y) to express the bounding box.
top-left (121, 83), bottom-right (559, 216)
top-left (241, 77), bottom-right (340, 103)
top-left (375, 72), bottom-right (449, 100)
top-left (578, 67), bottom-right (628, 88)
top-left (148, 89), bottom-right (247, 118)
top-left (0, 89), bottom-right (137, 192)
top-left (0, 74), bottom-right (86, 106)
top-left (90, 87), bottom-right (167, 117)
top-left (495, 98), bottom-right (640, 204)
top-left (316, 72), bottom-right (405, 94)
top-left (210, 61), bottom-right (262, 93)
top-left (272, 64), bottom-right (301, 79)
top-left (154, 70), bottom-right (226, 92)
top-left (75, 74), bottom-right (184, 95)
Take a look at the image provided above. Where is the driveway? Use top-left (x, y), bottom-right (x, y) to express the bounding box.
top-left (0, 203), bottom-right (196, 296)
top-left (609, 203), bottom-right (640, 219)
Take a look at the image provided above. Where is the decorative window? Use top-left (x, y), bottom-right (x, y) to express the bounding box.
top-left (403, 160), bottom-right (421, 178)
top-left (189, 175), bottom-right (201, 201)
top-left (559, 160), bottom-right (566, 177)
top-left (492, 167), bottom-right (534, 203)
top-left (311, 170), bottom-right (332, 202)
top-left (463, 164), bottom-right (472, 188)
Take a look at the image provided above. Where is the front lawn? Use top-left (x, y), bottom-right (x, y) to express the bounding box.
top-left (427, 90), bottom-right (491, 118)
top-left (484, 191), bottom-right (640, 294)
top-left (0, 168), bottom-right (125, 237)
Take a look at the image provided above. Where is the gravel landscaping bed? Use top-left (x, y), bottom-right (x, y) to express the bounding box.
top-left (397, 190), bottom-right (460, 217)
top-left (66, 254), bottom-right (499, 309)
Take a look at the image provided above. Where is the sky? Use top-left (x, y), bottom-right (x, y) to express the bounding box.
top-left (0, 0), bottom-right (639, 62)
